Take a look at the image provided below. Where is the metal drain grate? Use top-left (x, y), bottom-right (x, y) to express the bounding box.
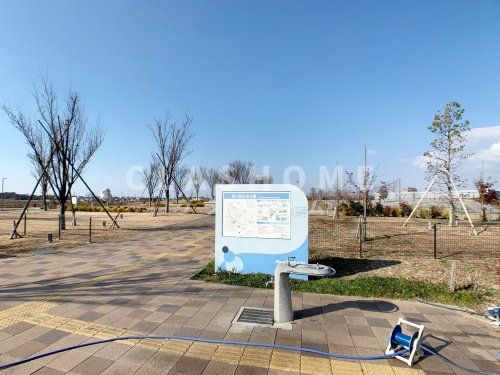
top-left (233, 307), bottom-right (273, 326)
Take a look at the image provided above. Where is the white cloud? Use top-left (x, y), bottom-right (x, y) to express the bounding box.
top-left (411, 155), bottom-right (427, 170)
top-left (467, 126), bottom-right (500, 146)
top-left (410, 125), bottom-right (500, 177)
top-left (367, 149), bottom-right (379, 156)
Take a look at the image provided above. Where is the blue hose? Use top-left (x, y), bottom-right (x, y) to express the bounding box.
top-left (420, 344), bottom-right (499, 375)
top-left (0, 334), bottom-right (408, 371)
top-left (1, 335), bottom-right (497, 374)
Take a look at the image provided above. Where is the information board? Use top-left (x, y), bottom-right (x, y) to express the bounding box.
top-left (222, 192), bottom-right (291, 240)
top-left (215, 184), bottom-right (308, 277)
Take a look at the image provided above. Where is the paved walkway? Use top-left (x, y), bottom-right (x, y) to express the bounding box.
top-left (0, 215), bottom-right (498, 375)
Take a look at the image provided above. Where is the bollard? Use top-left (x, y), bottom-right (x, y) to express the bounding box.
top-left (48, 233), bottom-right (52, 243)
top-left (89, 217), bottom-right (92, 243)
top-left (103, 220), bottom-right (106, 227)
top-left (58, 215), bottom-right (61, 239)
top-left (120, 214), bottom-right (123, 219)
top-left (23, 214), bottom-right (27, 236)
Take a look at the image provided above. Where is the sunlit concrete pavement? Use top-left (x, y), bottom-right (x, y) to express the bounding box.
top-left (0, 214), bottom-right (498, 374)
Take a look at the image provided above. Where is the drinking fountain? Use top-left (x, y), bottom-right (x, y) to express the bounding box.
top-left (274, 257), bottom-right (335, 326)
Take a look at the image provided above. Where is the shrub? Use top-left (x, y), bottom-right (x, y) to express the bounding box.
top-left (181, 200), bottom-right (205, 208)
top-left (374, 202), bottom-right (384, 216)
top-left (391, 207), bottom-right (402, 217)
top-left (383, 206), bottom-right (393, 217)
top-left (442, 209), bottom-right (450, 220)
top-left (418, 208), bottom-right (431, 219)
top-left (399, 202), bottom-right (413, 217)
top-left (340, 200), bottom-right (364, 216)
top-left (430, 205), bottom-right (441, 219)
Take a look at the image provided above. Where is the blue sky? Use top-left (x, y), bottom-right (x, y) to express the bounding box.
top-left (1, 0), bottom-right (499, 196)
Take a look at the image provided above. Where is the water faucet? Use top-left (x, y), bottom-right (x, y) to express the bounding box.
top-left (265, 277), bottom-right (274, 288)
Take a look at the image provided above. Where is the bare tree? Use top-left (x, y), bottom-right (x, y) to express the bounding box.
top-left (255, 175), bottom-right (274, 184)
top-left (203, 167), bottom-right (221, 199)
top-left (141, 157), bottom-right (160, 206)
top-left (309, 187), bottom-right (317, 199)
top-left (191, 166), bottom-right (206, 201)
top-left (345, 167), bottom-right (377, 220)
top-left (223, 160), bottom-right (255, 184)
top-left (424, 102), bottom-right (470, 226)
top-left (30, 131), bottom-right (51, 210)
top-left (3, 78), bottom-right (103, 228)
top-left (173, 165), bottom-right (190, 204)
top-left (149, 113), bottom-right (193, 213)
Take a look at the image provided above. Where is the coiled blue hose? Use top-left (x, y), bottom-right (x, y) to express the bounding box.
top-left (0, 334), bottom-right (408, 371)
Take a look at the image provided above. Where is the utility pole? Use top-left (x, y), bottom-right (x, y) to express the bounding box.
top-left (363, 139), bottom-right (367, 220)
top-left (480, 159), bottom-right (485, 221)
top-left (1, 178), bottom-right (6, 211)
top-left (398, 178), bottom-right (401, 204)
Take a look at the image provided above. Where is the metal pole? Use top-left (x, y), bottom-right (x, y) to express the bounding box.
top-left (1, 177), bottom-right (6, 211)
top-left (89, 217), bottom-right (92, 243)
top-left (23, 213), bottom-right (27, 236)
top-left (363, 139), bottom-right (367, 221)
top-left (433, 224), bottom-right (437, 259)
top-left (58, 215), bottom-right (61, 239)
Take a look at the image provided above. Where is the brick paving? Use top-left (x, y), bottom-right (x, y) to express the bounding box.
top-left (0, 214), bottom-right (498, 374)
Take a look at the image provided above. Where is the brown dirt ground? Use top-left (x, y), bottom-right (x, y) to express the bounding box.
top-left (309, 215), bottom-right (499, 295)
top-left (0, 206), bottom-right (212, 255)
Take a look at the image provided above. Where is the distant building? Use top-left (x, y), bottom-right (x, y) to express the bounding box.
top-left (406, 187), bottom-right (417, 192)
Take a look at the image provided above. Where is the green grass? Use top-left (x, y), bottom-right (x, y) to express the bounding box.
top-left (192, 260), bottom-right (492, 309)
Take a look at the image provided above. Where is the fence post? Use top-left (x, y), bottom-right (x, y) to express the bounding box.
top-left (450, 260), bottom-right (457, 292)
top-left (433, 223), bottom-right (437, 259)
top-left (89, 217), bottom-right (92, 243)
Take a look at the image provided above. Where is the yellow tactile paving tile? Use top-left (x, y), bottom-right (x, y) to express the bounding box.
top-left (391, 366), bottom-right (426, 375)
top-left (185, 342), bottom-right (218, 360)
top-left (270, 350), bottom-right (301, 373)
top-left (212, 345), bottom-right (245, 364)
top-left (362, 363), bottom-right (397, 375)
top-left (161, 338), bottom-right (192, 354)
top-left (0, 301), bottom-right (57, 328)
top-left (239, 346), bottom-right (272, 368)
top-left (301, 355), bottom-right (332, 374)
top-left (330, 359), bottom-right (363, 375)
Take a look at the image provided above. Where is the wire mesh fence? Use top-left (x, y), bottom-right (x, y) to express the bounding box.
top-left (309, 215), bottom-right (500, 260)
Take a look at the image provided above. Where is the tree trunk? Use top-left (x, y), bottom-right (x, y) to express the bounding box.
top-left (448, 202), bottom-right (456, 226)
top-left (166, 189), bottom-right (170, 213)
top-left (42, 182), bottom-right (48, 211)
top-left (59, 197), bottom-right (66, 230)
top-left (447, 183), bottom-right (455, 226)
